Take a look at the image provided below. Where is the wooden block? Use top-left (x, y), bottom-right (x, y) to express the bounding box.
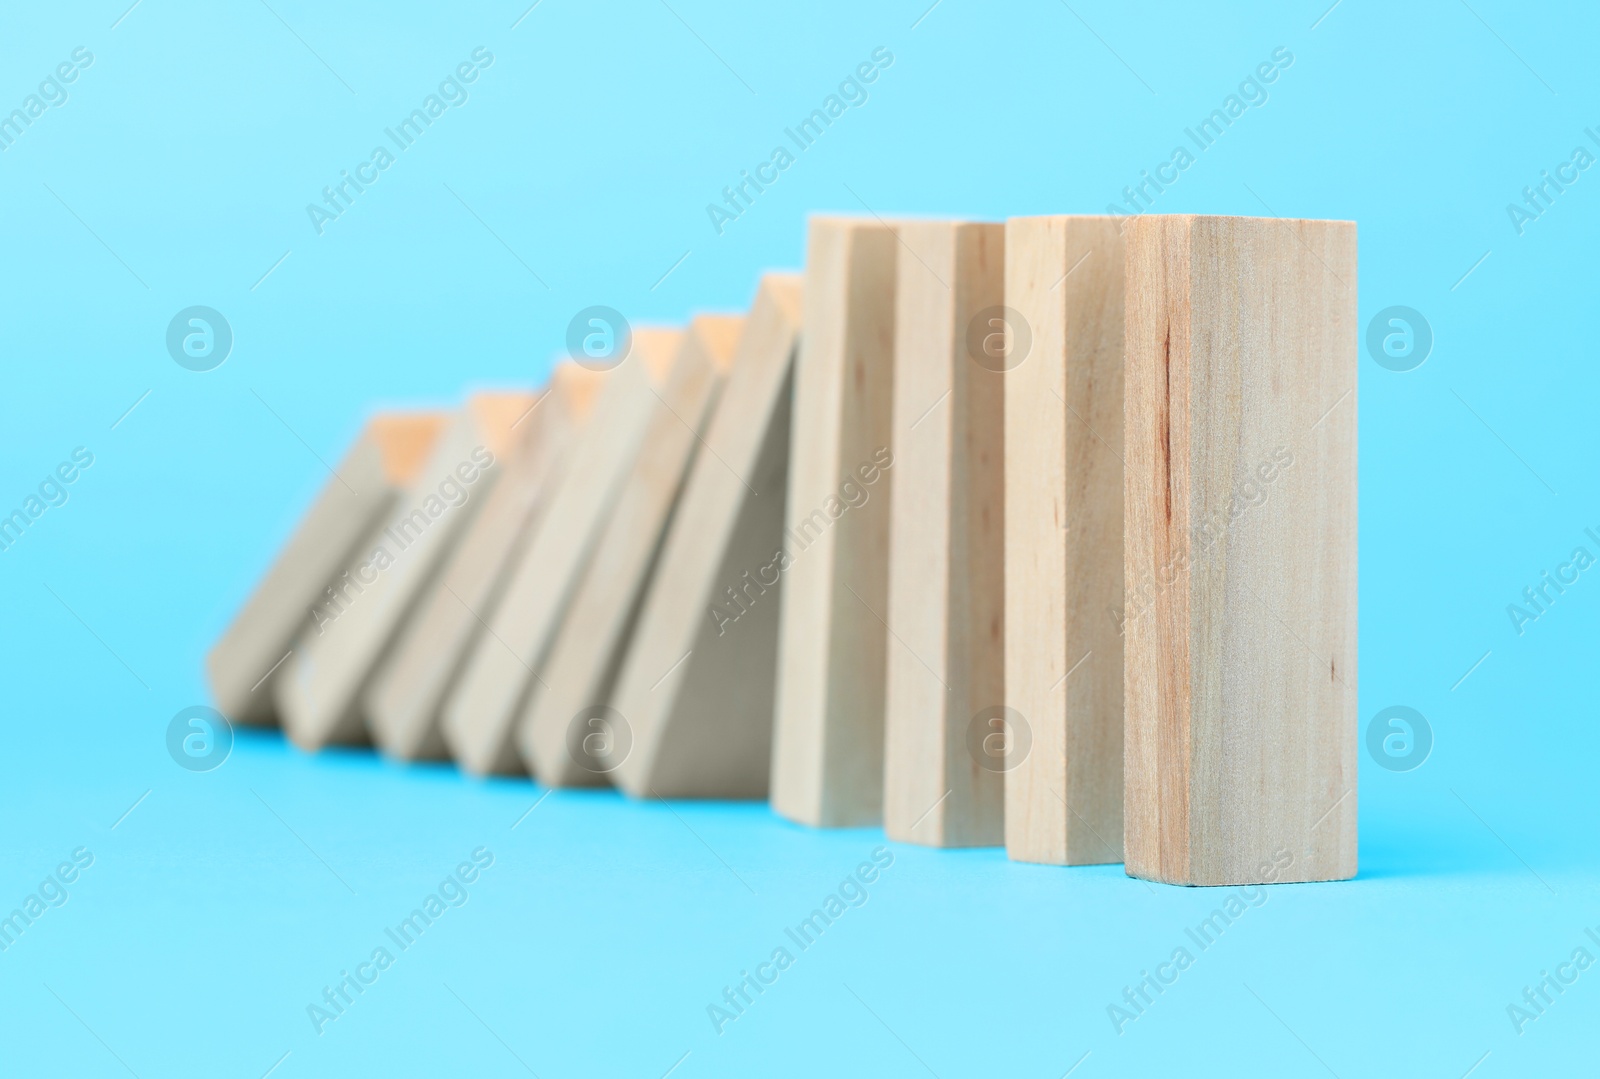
top-left (519, 315), bottom-right (744, 786)
top-left (441, 330), bottom-right (684, 776)
top-left (1003, 215), bottom-right (1126, 866)
top-left (882, 221), bottom-right (1006, 848)
top-left (611, 275), bottom-right (804, 799)
top-left (770, 218), bottom-right (898, 827)
top-left (206, 412), bottom-right (446, 725)
top-left (276, 392), bottom-right (536, 750)
top-left (364, 363), bottom-right (607, 760)
top-left (1123, 214), bottom-right (1357, 886)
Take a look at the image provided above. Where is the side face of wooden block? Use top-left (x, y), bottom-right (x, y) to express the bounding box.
top-left (1123, 214), bottom-right (1358, 887)
top-left (364, 365), bottom-right (602, 760)
top-left (206, 412), bottom-right (444, 725)
top-left (1004, 215), bottom-right (1126, 866)
top-left (440, 330), bottom-right (683, 776)
top-left (883, 221), bottom-right (1005, 848)
top-left (770, 218), bottom-right (898, 827)
top-left (276, 394), bottom-right (533, 750)
top-left (611, 274), bottom-right (804, 800)
top-left (519, 315), bottom-right (742, 787)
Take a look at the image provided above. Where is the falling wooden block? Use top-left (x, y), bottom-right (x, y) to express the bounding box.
top-left (610, 275), bottom-right (804, 799)
top-left (276, 392), bottom-right (536, 750)
top-left (519, 316), bottom-right (743, 786)
top-left (364, 364), bottom-right (608, 760)
top-left (770, 218), bottom-right (898, 827)
top-left (882, 221), bottom-right (1006, 848)
top-left (442, 329), bottom-right (684, 776)
top-left (1123, 214), bottom-right (1357, 886)
top-left (206, 412), bottom-right (446, 725)
top-left (1003, 215), bottom-right (1126, 866)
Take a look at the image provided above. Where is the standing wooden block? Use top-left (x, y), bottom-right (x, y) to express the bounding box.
top-left (276, 392), bottom-right (535, 750)
top-left (364, 364), bottom-right (607, 760)
top-left (611, 275), bottom-right (803, 800)
top-left (519, 315), bottom-right (743, 786)
top-left (1003, 215), bottom-right (1126, 866)
top-left (442, 330), bottom-right (683, 776)
top-left (770, 218), bottom-right (897, 827)
top-left (883, 222), bottom-right (1006, 848)
top-left (207, 413), bottom-right (446, 724)
top-left (1123, 214), bottom-right (1357, 887)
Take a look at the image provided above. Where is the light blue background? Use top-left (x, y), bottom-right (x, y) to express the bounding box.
top-left (2, 0), bottom-right (1595, 1075)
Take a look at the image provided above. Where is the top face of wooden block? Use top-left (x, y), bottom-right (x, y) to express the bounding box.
top-left (1005, 214), bottom-right (1123, 225)
top-left (367, 412), bottom-right (449, 486)
top-left (1124, 212), bottom-right (1356, 237)
top-left (686, 313), bottom-right (747, 374)
top-left (627, 327), bottom-right (685, 385)
top-left (547, 361), bottom-right (609, 424)
top-left (466, 391), bottom-right (542, 458)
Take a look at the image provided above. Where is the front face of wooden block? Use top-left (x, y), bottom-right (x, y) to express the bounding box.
top-left (1003, 216), bottom-right (1125, 866)
top-left (1124, 215), bottom-right (1357, 887)
top-left (612, 275), bottom-right (803, 800)
top-left (770, 218), bottom-right (897, 827)
top-left (883, 221), bottom-right (1005, 848)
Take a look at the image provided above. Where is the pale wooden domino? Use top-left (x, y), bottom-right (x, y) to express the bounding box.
top-left (364, 364), bottom-right (607, 760)
top-left (276, 392), bottom-right (536, 750)
top-left (519, 316), bottom-right (743, 786)
top-left (207, 412), bottom-right (446, 725)
top-left (770, 218), bottom-right (898, 827)
top-left (610, 275), bottom-right (803, 799)
top-left (883, 221), bottom-right (1006, 848)
top-left (1003, 215), bottom-right (1126, 866)
top-left (1123, 214), bottom-right (1357, 886)
top-left (441, 330), bottom-right (684, 776)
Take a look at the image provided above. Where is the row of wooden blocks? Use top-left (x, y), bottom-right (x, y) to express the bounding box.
top-left (209, 214), bottom-right (1358, 888)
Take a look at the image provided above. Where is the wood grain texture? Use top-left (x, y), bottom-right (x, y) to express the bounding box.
top-left (276, 394), bottom-right (533, 750)
top-left (1123, 214), bottom-right (1357, 887)
top-left (611, 275), bottom-right (804, 800)
top-left (518, 315), bottom-right (743, 787)
top-left (206, 412), bottom-right (445, 725)
top-left (364, 364), bottom-right (606, 760)
top-left (770, 218), bottom-right (898, 827)
top-left (1003, 215), bottom-right (1126, 866)
top-left (441, 330), bottom-right (683, 776)
top-left (883, 221), bottom-right (1006, 848)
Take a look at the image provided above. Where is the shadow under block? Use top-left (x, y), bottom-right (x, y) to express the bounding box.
top-left (770, 218), bottom-right (898, 827)
top-left (519, 316), bottom-right (743, 787)
top-left (207, 412), bottom-right (446, 725)
top-left (441, 330), bottom-right (684, 776)
top-left (1003, 216), bottom-right (1126, 867)
top-left (611, 275), bottom-right (804, 800)
top-left (1123, 214), bottom-right (1358, 887)
top-left (276, 392), bottom-right (536, 750)
top-left (364, 364), bottom-right (607, 760)
top-left (882, 222), bottom-right (1005, 848)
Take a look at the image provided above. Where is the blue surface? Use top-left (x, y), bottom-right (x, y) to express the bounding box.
top-left (2, 1), bottom-right (1596, 1075)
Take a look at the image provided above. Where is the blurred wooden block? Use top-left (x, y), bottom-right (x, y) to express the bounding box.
top-left (1003, 215), bottom-right (1126, 866)
top-left (611, 275), bottom-right (804, 799)
top-left (206, 412), bottom-right (445, 725)
top-left (883, 221), bottom-right (1006, 848)
top-left (1123, 214), bottom-right (1358, 886)
top-left (276, 392), bottom-right (535, 750)
top-left (519, 316), bottom-right (743, 786)
top-left (442, 330), bottom-right (683, 776)
top-left (364, 364), bottom-right (607, 760)
top-left (770, 218), bottom-right (898, 827)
